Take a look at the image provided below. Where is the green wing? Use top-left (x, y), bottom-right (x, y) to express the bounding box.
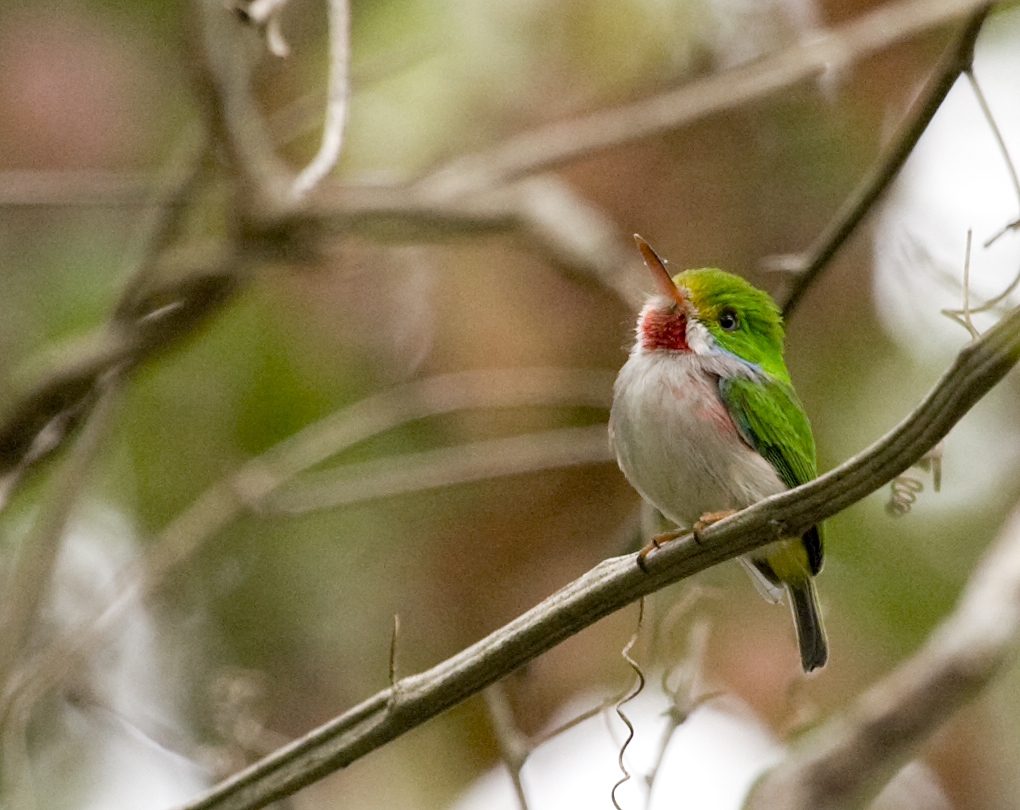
top-left (717, 375), bottom-right (816, 489)
top-left (717, 375), bottom-right (823, 575)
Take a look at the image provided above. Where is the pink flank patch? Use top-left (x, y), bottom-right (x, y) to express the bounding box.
top-left (698, 397), bottom-right (737, 435)
top-left (639, 305), bottom-right (689, 352)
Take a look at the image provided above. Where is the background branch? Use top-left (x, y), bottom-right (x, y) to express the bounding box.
top-left (778, 3), bottom-right (989, 315)
top-left (0, 376), bottom-right (124, 704)
top-left (0, 0), bottom-right (991, 487)
top-left (411, 0), bottom-right (992, 200)
top-left (2, 368), bottom-right (613, 732)
top-left (0, 2), bottom-right (1014, 806)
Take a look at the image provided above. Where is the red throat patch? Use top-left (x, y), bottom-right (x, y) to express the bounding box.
top-left (639, 305), bottom-right (689, 352)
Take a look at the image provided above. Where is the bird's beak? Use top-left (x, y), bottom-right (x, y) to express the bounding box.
top-left (634, 235), bottom-right (685, 308)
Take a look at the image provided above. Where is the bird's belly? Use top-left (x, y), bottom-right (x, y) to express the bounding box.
top-left (610, 353), bottom-right (785, 528)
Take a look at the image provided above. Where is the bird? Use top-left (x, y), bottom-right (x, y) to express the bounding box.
top-left (609, 235), bottom-right (827, 672)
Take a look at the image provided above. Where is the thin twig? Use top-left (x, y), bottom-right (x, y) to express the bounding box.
top-left (174, 301), bottom-right (1020, 810)
top-left (779, 4), bottom-right (989, 316)
top-left (611, 599), bottom-right (645, 810)
top-left (482, 684), bottom-right (531, 810)
top-left (964, 68), bottom-right (1020, 246)
top-left (941, 229), bottom-right (980, 337)
top-left (962, 228), bottom-right (977, 336)
top-left (389, 615), bottom-right (401, 687)
top-left (112, 134), bottom-right (212, 323)
top-left (291, 0), bottom-right (351, 199)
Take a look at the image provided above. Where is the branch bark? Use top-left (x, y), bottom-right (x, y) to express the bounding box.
top-left (176, 304), bottom-right (1020, 810)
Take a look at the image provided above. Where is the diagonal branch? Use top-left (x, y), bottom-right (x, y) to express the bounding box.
top-left (176, 303), bottom-right (1020, 810)
top-left (413, 0), bottom-right (994, 201)
top-left (779, 3), bottom-right (990, 316)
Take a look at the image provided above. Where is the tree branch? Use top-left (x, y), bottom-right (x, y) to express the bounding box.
top-left (188, 0), bottom-right (294, 214)
top-left (176, 304), bottom-right (1020, 810)
top-left (412, 0), bottom-right (994, 201)
top-left (779, 3), bottom-right (990, 316)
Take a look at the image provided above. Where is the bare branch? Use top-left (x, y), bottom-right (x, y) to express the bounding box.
top-left (111, 135), bottom-right (213, 323)
top-left (1, 368), bottom-right (614, 738)
top-left (0, 267), bottom-right (236, 478)
top-left (482, 684), bottom-right (532, 810)
top-left (0, 2), bottom-right (993, 337)
top-left (188, 0), bottom-right (293, 213)
top-left (414, 0), bottom-right (994, 201)
top-left (175, 303), bottom-right (1020, 810)
top-left (778, 3), bottom-right (989, 315)
top-left (305, 175), bottom-right (642, 306)
top-left (3, 2), bottom-right (993, 269)
top-left (747, 497), bottom-right (1020, 810)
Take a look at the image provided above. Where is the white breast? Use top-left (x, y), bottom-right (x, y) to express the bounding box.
top-left (609, 350), bottom-right (785, 528)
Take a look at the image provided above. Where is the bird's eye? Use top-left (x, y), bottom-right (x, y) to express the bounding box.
top-left (718, 308), bottom-right (739, 332)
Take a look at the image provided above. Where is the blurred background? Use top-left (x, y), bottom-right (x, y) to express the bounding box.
top-left (0, 0), bottom-right (1019, 808)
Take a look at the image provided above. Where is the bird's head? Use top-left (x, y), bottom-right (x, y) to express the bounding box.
top-left (632, 236), bottom-right (789, 381)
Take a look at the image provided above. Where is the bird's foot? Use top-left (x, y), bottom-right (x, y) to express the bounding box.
top-left (636, 510), bottom-right (739, 571)
top-left (636, 528), bottom-right (686, 572)
top-left (693, 509), bottom-right (738, 536)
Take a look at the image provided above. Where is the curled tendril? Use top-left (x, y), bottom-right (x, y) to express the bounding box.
top-left (611, 599), bottom-right (646, 810)
top-left (887, 441), bottom-right (942, 516)
top-left (887, 475), bottom-right (925, 516)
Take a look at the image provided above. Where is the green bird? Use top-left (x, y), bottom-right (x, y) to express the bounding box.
top-left (609, 237), bottom-right (826, 672)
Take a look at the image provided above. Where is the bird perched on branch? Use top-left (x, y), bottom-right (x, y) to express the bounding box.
top-left (609, 236), bottom-right (827, 672)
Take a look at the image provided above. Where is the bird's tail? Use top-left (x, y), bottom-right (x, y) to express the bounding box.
top-left (786, 576), bottom-right (827, 672)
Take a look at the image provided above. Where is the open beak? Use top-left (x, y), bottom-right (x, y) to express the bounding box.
top-left (634, 235), bottom-right (684, 308)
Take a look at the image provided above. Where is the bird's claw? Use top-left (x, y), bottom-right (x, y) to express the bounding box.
top-left (636, 528), bottom-right (685, 572)
top-left (692, 509), bottom-right (737, 541)
top-left (636, 510), bottom-right (738, 571)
